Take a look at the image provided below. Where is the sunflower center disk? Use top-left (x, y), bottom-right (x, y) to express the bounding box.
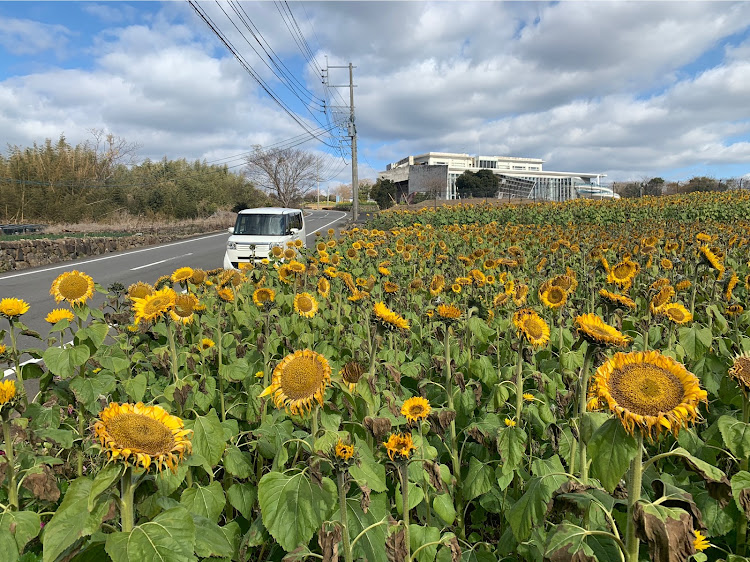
top-left (298, 297), bottom-right (313, 312)
top-left (145, 297), bottom-right (170, 315)
top-left (525, 319), bottom-right (545, 339)
top-left (280, 357), bottom-right (325, 400)
top-left (610, 364), bottom-right (685, 417)
top-left (107, 413), bottom-right (175, 455)
top-left (59, 276), bottom-right (89, 299)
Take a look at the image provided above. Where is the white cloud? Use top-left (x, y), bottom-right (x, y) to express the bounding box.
top-left (0, 16), bottom-right (73, 57)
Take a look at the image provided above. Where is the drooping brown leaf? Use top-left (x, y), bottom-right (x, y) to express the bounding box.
top-left (454, 371), bottom-right (466, 392)
top-left (384, 364), bottom-right (402, 389)
top-left (447, 536), bottom-right (462, 562)
top-left (425, 461), bottom-right (446, 493)
top-left (467, 426), bottom-right (487, 447)
top-left (22, 464), bottom-right (60, 502)
top-left (385, 526), bottom-right (407, 562)
top-left (650, 480), bottom-right (704, 530)
top-left (633, 500), bottom-right (696, 562)
top-left (546, 481), bottom-right (596, 521)
top-left (360, 484), bottom-right (372, 514)
top-left (282, 546), bottom-right (309, 562)
top-left (679, 456), bottom-right (732, 508)
top-left (318, 523), bottom-right (341, 562)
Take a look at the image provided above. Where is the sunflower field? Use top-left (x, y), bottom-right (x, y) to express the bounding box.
top-left (1, 190), bottom-right (750, 562)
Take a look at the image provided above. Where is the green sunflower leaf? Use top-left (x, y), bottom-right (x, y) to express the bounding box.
top-left (105, 507), bottom-right (196, 562)
top-left (588, 418), bottom-right (638, 493)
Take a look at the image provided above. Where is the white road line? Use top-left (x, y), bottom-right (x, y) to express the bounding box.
top-left (0, 232), bottom-right (228, 280)
top-left (306, 211), bottom-right (348, 241)
top-left (130, 253), bottom-right (193, 271)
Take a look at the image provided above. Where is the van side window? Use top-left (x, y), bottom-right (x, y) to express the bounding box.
top-left (288, 212), bottom-right (303, 232)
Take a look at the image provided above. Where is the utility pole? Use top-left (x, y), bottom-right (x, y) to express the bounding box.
top-left (325, 63), bottom-right (358, 222)
top-left (316, 158), bottom-right (320, 208)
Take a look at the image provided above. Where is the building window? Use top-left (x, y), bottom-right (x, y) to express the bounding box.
top-left (513, 165), bottom-right (525, 170)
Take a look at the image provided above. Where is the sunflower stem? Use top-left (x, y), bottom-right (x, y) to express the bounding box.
top-left (689, 264), bottom-right (701, 317)
top-left (444, 326), bottom-right (464, 539)
top-left (166, 321), bottom-right (179, 385)
top-left (120, 466), bottom-right (136, 533)
top-left (216, 322), bottom-right (225, 423)
top-left (578, 345), bottom-right (595, 484)
top-left (737, 397), bottom-right (750, 556)
top-left (399, 461), bottom-right (411, 562)
top-left (1, 411), bottom-right (19, 510)
top-left (337, 470), bottom-right (354, 562)
top-left (311, 405), bottom-right (319, 440)
top-left (624, 432), bottom-right (644, 562)
top-left (8, 322), bottom-right (27, 406)
top-left (76, 410), bottom-right (85, 477)
top-left (514, 343), bottom-right (525, 427)
top-left (419, 421), bottom-right (432, 527)
top-left (557, 307), bottom-right (565, 375)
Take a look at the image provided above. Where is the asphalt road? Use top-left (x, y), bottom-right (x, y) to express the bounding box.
top-left (1, 209), bottom-right (348, 375)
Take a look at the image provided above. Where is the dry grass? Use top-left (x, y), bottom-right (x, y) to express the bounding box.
top-left (390, 196), bottom-right (541, 211)
top-left (42, 210), bottom-right (236, 235)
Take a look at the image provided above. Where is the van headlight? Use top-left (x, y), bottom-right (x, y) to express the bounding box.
top-left (227, 241), bottom-right (237, 250)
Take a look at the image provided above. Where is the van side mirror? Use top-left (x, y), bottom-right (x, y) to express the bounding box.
top-left (289, 227), bottom-right (300, 235)
top-left (227, 227), bottom-right (234, 234)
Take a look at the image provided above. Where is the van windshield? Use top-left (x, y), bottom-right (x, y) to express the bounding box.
top-left (234, 214), bottom-right (285, 236)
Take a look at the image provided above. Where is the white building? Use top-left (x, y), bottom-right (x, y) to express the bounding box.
top-left (379, 152), bottom-right (618, 202)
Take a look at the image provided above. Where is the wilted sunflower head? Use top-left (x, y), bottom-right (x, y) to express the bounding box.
top-left (169, 293), bottom-right (198, 325)
top-left (131, 288), bottom-right (175, 325)
top-left (217, 287), bottom-right (234, 302)
top-left (294, 292), bottom-right (319, 318)
top-left (190, 269), bottom-right (207, 285)
top-left (726, 304), bottom-right (744, 316)
top-left (50, 270), bottom-right (95, 305)
top-left (575, 313), bottom-right (632, 348)
top-left (401, 396), bottom-right (431, 423)
top-left (599, 289), bottom-right (636, 310)
top-left (283, 248), bottom-right (297, 260)
top-left (93, 402), bottom-right (192, 472)
top-left (729, 352), bottom-right (750, 392)
top-left (512, 308), bottom-right (550, 348)
top-left (0, 297), bottom-right (30, 319)
top-left (650, 285), bottom-right (675, 314)
top-left (383, 281), bottom-right (400, 294)
top-left (429, 274), bottom-right (446, 296)
top-left (373, 301), bottom-right (409, 331)
top-left (45, 308), bottom-right (75, 325)
top-left (171, 267), bottom-right (193, 284)
top-left (340, 360), bottom-right (365, 392)
top-left (260, 349), bottom-right (332, 416)
top-left (127, 282), bottom-right (154, 301)
top-left (383, 432), bottom-right (417, 461)
top-left (587, 350), bottom-right (707, 439)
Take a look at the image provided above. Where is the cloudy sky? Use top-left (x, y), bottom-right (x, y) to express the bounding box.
top-left (1, 1), bottom-right (750, 189)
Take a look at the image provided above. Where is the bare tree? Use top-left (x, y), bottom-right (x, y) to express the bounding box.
top-left (244, 146), bottom-right (318, 207)
top-left (88, 128), bottom-right (141, 181)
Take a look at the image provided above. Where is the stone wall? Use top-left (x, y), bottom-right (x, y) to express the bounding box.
top-left (0, 228), bottom-right (223, 273)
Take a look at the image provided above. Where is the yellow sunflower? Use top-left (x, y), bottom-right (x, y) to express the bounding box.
top-left (587, 350), bottom-right (707, 438)
top-left (383, 432), bottom-right (417, 461)
top-left (661, 302), bottom-right (692, 325)
top-left (200, 338), bottom-right (215, 350)
top-left (294, 292), bottom-right (319, 318)
top-left (271, 245), bottom-right (284, 258)
top-left (726, 304), bottom-right (744, 316)
top-left (169, 293), bottom-right (198, 325)
top-left (93, 402), bottom-right (192, 473)
top-left (607, 259), bottom-right (639, 287)
top-left (283, 248), bottom-right (297, 260)
top-left (493, 292), bottom-right (509, 307)
top-left (317, 277), bottom-right (331, 299)
top-left (728, 352), bottom-right (750, 392)
top-left (171, 267), bottom-right (193, 284)
top-left (260, 349), bottom-right (332, 415)
top-left (383, 281), bottom-right (400, 294)
top-left (540, 284), bottom-right (567, 309)
top-left (599, 289), bottom-right (637, 310)
top-left (650, 285), bottom-right (675, 314)
top-left (190, 269), bottom-right (207, 285)
top-left (127, 282), bottom-right (153, 301)
top-left (45, 308), bottom-right (74, 324)
top-left (131, 288), bottom-right (175, 325)
top-left (693, 530), bottom-right (711, 552)
top-left (575, 313), bottom-right (632, 348)
top-left (0, 379), bottom-right (17, 405)
top-left (50, 270), bottom-right (95, 305)
top-left (334, 440), bottom-right (354, 462)
top-left (0, 297), bottom-right (30, 318)
top-left (429, 274), bottom-right (446, 296)
top-left (401, 397), bottom-right (431, 423)
top-left (340, 360), bottom-right (365, 392)
top-left (373, 301), bottom-right (409, 331)
top-left (512, 308), bottom-right (550, 348)
top-left (288, 261), bottom-right (306, 275)
top-left (252, 287), bottom-right (275, 307)
top-left (217, 287), bottom-right (234, 302)
top-left (437, 303), bottom-right (461, 321)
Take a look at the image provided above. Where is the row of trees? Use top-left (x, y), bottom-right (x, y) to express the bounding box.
top-left (613, 176), bottom-right (748, 198)
top-left (0, 134), bottom-right (269, 223)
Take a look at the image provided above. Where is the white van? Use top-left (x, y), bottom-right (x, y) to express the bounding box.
top-left (223, 207), bottom-right (306, 268)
